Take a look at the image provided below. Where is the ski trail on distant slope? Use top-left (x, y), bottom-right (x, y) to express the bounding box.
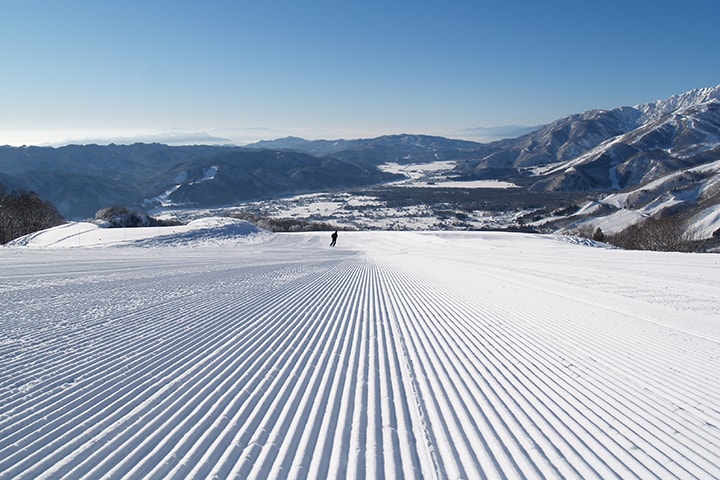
top-left (1, 239), bottom-right (719, 479)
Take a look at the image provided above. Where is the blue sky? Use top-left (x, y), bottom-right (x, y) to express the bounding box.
top-left (1, 0), bottom-right (719, 146)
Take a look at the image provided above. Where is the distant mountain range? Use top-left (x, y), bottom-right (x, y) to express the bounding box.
top-left (243, 86), bottom-right (720, 196)
top-left (0, 144), bottom-right (399, 218)
top-left (1, 85), bottom-right (719, 242)
top-left (462, 86), bottom-right (720, 190)
top-left (461, 85), bottom-right (720, 241)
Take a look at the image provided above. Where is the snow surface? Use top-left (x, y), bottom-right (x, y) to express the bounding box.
top-left (7, 217), bottom-right (267, 248)
top-left (2, 222), bottom-right (720, 479)
top-left (561, 157), bottom-right (720, 238)
top-left (379, 161), bottom-right (519, 189)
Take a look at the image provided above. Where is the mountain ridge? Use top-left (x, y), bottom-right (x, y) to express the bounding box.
top-left (456, 84), bottom-right (720, 190)
top-left (1, 84), bottom-right (719, 245)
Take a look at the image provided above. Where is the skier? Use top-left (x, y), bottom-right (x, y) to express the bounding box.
top-left (330, 230), bottom-right (338, 247)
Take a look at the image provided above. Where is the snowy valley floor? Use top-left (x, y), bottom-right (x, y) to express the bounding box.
top-left (1, 227), bottom-right (720, 479)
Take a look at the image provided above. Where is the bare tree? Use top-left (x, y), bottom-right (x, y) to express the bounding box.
top-left (0, 186), bottom-right (65, 244)
top-left (610, 217), bottom-right (684, 251)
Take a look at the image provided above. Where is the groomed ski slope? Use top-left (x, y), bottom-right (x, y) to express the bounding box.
top-left (2, 226), bottom-right (720, 479)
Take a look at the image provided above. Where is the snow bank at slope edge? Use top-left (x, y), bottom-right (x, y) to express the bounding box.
top-left (5, 217), bottom-right (269, 248)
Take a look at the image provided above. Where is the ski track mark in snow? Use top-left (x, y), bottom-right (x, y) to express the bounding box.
top-left (1, 232), bottom-right (719, 479)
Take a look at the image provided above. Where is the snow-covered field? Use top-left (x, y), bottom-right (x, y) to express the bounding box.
top-left (379, 161), bottom-right (519, 189)
top-left (187, 160), bottom-right (524, 231)
top-left (2, 220), bottom-right (720, 479)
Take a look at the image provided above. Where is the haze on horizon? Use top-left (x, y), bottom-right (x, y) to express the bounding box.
top-left (1, 0), bottom-right (719, 147)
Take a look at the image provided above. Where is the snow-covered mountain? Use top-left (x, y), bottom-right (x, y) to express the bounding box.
top-left (637, 85), bottom-right (720, 122)
top-left (529, 92), bottom-right (720, 192)
top-left (447, 85), bottom-right (720, 242)
top-left (459, 85), bottom-right (720, 188)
